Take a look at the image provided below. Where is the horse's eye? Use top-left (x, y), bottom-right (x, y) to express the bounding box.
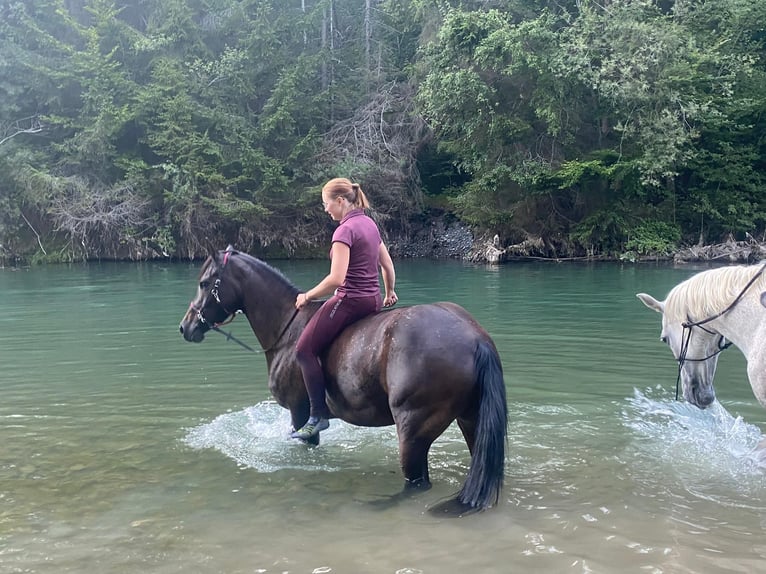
top-left (660, 336), bottom-right (668, 344)
top-left (200, 280), bottom-right (209, 290)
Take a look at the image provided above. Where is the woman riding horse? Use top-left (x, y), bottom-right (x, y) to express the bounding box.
top-left (292, 178), bottom-right (398, 440)
top-left (180, 249), bottom-right (508, 510)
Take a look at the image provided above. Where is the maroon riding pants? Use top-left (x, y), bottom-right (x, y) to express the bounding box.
top-left (295, 293), bottom-right (380, 419)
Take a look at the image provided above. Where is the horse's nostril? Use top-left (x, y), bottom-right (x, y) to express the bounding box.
top-left (179, 325), bottom-right (183, 334)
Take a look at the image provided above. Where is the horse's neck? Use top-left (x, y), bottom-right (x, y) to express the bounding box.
top-left (236, 261), bottom-right (297, 351)
top-left (713, 298), bottom-right (764, 358)
top-left (722, 299), bottom-right (766, 408)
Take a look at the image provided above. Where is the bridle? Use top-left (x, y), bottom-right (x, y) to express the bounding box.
top-left (673, 261), bottom-right (766, 399)
top-left (189, 250), bottom-right (238, 328)
top-left (189, 250), bottom-right (299, 354)
top-left (674, 329), bottom-right (731, 400)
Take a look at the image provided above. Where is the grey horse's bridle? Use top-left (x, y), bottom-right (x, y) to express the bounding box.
top-left (673, 261), bottom-right (766, 399)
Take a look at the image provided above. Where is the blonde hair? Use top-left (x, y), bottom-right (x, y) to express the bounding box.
top-left (322, 177), bottom-right (370, 209)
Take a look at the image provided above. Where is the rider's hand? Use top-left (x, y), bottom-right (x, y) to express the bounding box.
top-left (295, 292), bottom-right (310, 309)
top-left (384, 291), bottom-right (398, 307)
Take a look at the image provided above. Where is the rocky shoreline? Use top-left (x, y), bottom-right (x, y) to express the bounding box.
top-left (388, 220), bottom-right (766, 265)
top-left (5, 216), bottom-right (765, 266)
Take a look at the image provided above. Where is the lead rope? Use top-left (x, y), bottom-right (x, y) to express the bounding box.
top-left (675, 327), bottom-right (693, 400)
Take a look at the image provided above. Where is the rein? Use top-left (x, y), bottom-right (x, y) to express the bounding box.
top-left (197, 306), bottom-right (299, 354)
top-left (211, 323), bottom-right (257, 353)
top-left (263, 307), bottom-right (299, 353)
top-left (673, 261), bottom-right (766, 399)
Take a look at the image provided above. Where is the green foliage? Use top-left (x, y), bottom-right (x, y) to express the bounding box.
top-left (450, 165), bottom-right (520, 231)
top-left (554, 160), bottom-right (614, 190)
top-left (416, 0), bottom-right (766, 252)
top-left (1, 0), bottom-right (766, 261)
top-left (570, 209), bottom-right (629, 255)
top-left (147, 225), bottom-right (176, 257)
top-left (625, 221), bottom-right (681, 256)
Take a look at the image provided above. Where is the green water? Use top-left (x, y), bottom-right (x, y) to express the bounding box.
top-left (2, 260), bottom-right (766, 573)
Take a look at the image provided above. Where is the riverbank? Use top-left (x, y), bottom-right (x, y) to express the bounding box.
top-left (389, 221), bottom-right (766, 265)
top-left (4, 216), bottom-right (766, 266)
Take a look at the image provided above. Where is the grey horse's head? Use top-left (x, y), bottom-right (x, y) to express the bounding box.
top-left (637, 292), bottom-right (720, 409)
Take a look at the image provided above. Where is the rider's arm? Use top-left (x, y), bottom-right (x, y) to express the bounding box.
top-left (300, 242), bottom-right (350, 304)
top-left (379, 242), bottom-right (398, 307)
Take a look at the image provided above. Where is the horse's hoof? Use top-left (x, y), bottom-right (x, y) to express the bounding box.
top-left (403, 478), bottom-right (432, 491)
top-left (427, 496), bottom-right (481, 518)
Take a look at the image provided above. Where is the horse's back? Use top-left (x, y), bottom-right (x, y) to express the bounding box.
top-left (336, 301), bottom-right (491, 362)
top-left (323, 302), bottom-right (495, 425)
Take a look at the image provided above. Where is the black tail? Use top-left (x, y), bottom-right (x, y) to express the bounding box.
top-left (458, 340), bottom-right (508, 509)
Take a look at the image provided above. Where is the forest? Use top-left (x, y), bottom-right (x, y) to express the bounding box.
top-left (1, 0), bottom-right (765, 263)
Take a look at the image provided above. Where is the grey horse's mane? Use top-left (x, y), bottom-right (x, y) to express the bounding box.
top-left (664, 263), bottom-right (766, 323)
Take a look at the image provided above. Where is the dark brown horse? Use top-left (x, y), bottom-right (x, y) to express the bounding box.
top-left (179, 248), bottom-right (508, 510)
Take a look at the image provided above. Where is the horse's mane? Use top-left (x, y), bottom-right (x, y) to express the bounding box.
top-left (198, 251), bottom-right (298, 290)
top-left (233, 250), bottom-right (299, 291)
top-left (664, 263), bottom-right (766, 323)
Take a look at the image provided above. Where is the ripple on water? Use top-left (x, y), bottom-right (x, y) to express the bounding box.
top-left (621, 386), bottom-right (766, 508)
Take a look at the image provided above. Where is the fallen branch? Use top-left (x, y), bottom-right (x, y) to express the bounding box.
top-left (20, 211), bottom-right (47, 255)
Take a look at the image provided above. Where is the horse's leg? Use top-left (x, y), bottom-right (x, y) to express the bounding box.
top-left (456, 417), bottom-right (477, 456)
top-left (399, 435), bottom-right (433, 491)
top-left (394, 401), bottom-right (463, 493)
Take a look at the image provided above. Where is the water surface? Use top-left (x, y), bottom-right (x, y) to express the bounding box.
top-left (2, 260), bottom-right (765, 573)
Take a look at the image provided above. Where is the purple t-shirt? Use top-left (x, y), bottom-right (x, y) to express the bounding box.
top-left (332, 209), bottom-right (381, 298)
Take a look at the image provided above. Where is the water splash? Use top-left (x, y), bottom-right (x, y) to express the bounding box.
top-left (621, 387), bottom-right (766, 507)
top-left (182, 400), bottom-right (402, 473)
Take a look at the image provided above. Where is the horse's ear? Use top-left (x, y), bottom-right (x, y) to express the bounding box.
top-left (636, 293), bottom-right (664, 314)
top-left (211, 245), bottom-right (238, 266)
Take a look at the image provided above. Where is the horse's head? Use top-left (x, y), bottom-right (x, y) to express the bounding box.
top-left (637, 292), bottom-right (720, 409)
top-left (179, 247), bottom-right (240, 343)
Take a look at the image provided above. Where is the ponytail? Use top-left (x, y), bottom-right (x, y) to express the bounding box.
top-left (323, 178), bottom-right (370, 209)
top-left (350, 183), bottom-right (370, 209)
